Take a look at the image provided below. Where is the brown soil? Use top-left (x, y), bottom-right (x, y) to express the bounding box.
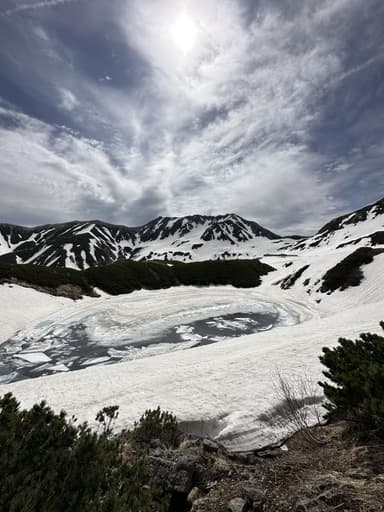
top-left (192, 422), bottom-right (384, 512)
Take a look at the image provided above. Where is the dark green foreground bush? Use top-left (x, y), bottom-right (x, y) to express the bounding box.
top-left (320, 321), bottom-right (384, 427)
top-left (0, 395), bottom-right (169, 512)
top-left (131, 407), bottom-right (180, 449)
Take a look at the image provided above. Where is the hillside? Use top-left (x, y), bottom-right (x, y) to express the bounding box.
top-left (290, 197), bottom-right (384, 252)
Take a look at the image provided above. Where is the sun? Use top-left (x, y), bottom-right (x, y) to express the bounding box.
top-left (171, 14), bottom-right (197, 53)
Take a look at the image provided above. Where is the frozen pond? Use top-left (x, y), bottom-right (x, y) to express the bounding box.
top-left (0, 310), bottom-right (279, 383)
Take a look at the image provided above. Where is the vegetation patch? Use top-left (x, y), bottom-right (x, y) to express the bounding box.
top-left (280, 265), bottom-right (310, 290)
top-left (320, 247), bottom-right (384, 293)
top-left (130, 407), bottom-right (181, 449)
top-left (0, 259), bottom-right (275, 297)
top-left (0, 262), bottom-right (95, 298)
top-left (320, 321), bottom-right (384, 428)
top-left (0, 394), bottom-right (169, 512)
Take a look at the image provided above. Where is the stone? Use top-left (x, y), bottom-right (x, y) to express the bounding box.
top-left (242, 487), bottom-right (265, 511)
top-left (203, 438), bottom-right (220, 453)
top-left (187, 487), bottom-right (202, 504)
top-left (148, 454), bottom-right (199, 494)
top-left (191, 497), bottom-right (209, 511)
top-left (228, 497), bottom-right (247, 512)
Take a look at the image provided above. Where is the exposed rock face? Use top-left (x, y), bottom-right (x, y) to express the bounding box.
top-left (148, 453), bottom-right (201, 495)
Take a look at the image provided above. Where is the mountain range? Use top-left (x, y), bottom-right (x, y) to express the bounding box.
top-left (0, 197), bottom-right (383, 270)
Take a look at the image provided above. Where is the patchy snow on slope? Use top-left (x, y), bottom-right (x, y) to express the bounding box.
top-left (292, 203), bottom-right (384, 252)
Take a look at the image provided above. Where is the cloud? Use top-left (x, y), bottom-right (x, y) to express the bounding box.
top-left (0, 0), bottom-right (383, 233)
top-left (58, 88), bottom-right (78, 111)
top-left (0, 0), bottom-right (79, 17)
top-left (0, 103), bottom-right (141, 225)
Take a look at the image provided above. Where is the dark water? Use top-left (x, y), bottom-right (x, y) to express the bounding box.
top-left (0, 311), bottom-right (279, 384)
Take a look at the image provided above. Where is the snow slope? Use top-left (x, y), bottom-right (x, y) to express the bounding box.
top-left (0, 290), bottom-right (382, 451)
top-left (0, 262), bottom-right (383, 450)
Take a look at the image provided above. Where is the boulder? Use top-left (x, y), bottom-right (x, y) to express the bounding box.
top-left (203, 438), bottom-right (220, 453)
top-left (242, 487), bottom-right (265, 511)
top-left (148, 454), bottom-right (199, 494)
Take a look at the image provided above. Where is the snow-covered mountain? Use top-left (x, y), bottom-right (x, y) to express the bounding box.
top-left (289, 197), bottom-right (384, 252)
top-left (267, 196), bottom-right (384, 300)
top-left (0, 197), bottom-right (383, 270)
top-left (0, 214), bottom-right (297, 269)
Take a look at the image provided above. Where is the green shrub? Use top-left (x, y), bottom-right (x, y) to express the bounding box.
top-left (0, 394), bottom-right (169, 512)
top-left (0, 259), bottom-right (275, 298)
top-left (131, 407), bottom-right (181, 449)
top-left (319, 322), bottom-right (384, 426)
top-left (320, 247), bottom-right (384, 293)
top-left (0, 262), bottom-right (94, 296)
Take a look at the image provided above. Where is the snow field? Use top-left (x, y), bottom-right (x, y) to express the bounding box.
top-left (0, 278), bottom-right (383, 450)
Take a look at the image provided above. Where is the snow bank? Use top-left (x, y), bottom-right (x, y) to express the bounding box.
top-left (0, 285), bottom-right (72, 344)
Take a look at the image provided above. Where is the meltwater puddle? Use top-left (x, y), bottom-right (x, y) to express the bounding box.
top-left (0, 311), bottom-right (278, 384)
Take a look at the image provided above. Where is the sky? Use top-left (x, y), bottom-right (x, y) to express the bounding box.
top-left (0, 0), bottom-right (383, 235)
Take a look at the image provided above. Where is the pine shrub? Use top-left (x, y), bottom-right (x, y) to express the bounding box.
top-left (131, 407), bottom-right (181, 448)
top-left (0, 394), bottom-right (169, 511)
top-left (319, 322), bottom-right (384, 426)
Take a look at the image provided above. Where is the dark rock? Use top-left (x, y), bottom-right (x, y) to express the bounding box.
top-left (255, 447), bottom-right (282, 458)
top-left (148, 454), bottom-right (199, 494)
top-left (203, 438), bottom-right (220, 453)
top-left (242, 487), bottom-right (265, 511)
top-left (228, 452), bottom-right (260, 465)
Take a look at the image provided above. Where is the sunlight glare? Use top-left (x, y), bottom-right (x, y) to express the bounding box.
top-left (172, 14), bottom-right (197, 53)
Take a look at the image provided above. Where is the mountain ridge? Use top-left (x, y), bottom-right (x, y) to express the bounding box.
top-left (0, 197), bottom-right (383, 269)
top-left (0, 213), bottom-right (297, 269)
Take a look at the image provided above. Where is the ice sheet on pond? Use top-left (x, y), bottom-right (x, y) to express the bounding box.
top-left (0, 306), bottom-right (294, 382)
top-left (0, 286), bottom-right (300, 384)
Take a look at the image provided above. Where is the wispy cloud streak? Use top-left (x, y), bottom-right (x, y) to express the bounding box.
top-left (0, 0), bottom-right (79, 17)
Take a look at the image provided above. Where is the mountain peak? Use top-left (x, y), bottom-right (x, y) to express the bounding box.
top-left (0, 213), bottom-right (288, 269)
